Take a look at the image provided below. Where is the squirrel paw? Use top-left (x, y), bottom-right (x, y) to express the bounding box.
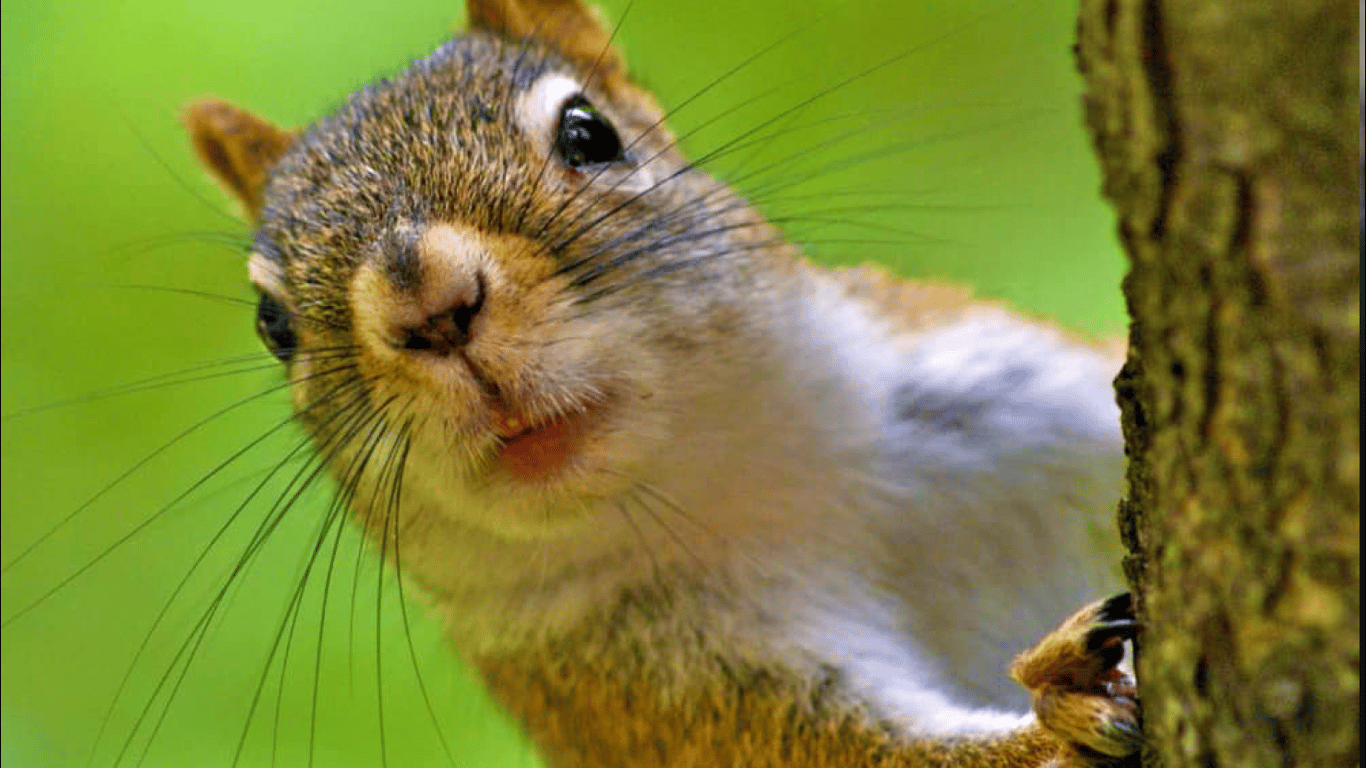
top-left (1010, 592), bottom-right (1141, 760)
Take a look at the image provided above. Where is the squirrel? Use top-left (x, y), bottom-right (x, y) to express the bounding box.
top-left (180, 0), bottom-right (1141, 765)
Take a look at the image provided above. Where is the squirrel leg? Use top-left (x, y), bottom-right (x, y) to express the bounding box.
top-left (473, 594), bottom-right (1143, 768)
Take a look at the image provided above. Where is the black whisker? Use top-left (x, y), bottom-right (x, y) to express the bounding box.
top-left (104, 230), bottom-right (254, 262)
top-left (3, 353), bottom-right (276, 423)
top-left (96, 283), bottom-right (258, 307)
top-left (105, 373), bottom-right (375, 767)
top-left (220, 391), bottom-right (396, 767)
top-left (108, 101), bottom-right (242, 227)
top-left (0, 363), bottom-right (359, 619)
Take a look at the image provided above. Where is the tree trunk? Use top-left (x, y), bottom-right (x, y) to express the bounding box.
top-left (1073, 1), bottom-right (1360, 766)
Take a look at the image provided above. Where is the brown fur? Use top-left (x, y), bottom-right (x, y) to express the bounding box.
top-left (475, 590), bottom-right (1132, 767)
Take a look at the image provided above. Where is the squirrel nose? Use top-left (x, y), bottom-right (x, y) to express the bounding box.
top-left (400, 272), bottom-right (485, 354)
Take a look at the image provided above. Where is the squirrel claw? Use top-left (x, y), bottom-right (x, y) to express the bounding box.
top-left (1085, 619), bottom-right (1138, 648)
top-left (1011, 592), bottom-right (1142, 762)
top-left (1095, 592), bottom-right (1133, 621)
top-left (1085, 619), bottom-right (1138, 668)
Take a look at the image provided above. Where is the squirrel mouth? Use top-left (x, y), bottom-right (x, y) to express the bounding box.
top-left (487, 398), bottom-right (603, 482)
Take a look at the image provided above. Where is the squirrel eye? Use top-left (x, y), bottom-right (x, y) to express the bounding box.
top-left (555, 95), bottom-right (624, 168)
top-left (255, 292), bottom-right (297, 362)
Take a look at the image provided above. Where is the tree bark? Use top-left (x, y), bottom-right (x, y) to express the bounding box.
top-left (1074, 1), bottom-right (1360, 766)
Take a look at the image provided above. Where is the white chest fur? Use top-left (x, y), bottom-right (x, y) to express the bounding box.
top-left (388, 267), bottom-right (1124, 733)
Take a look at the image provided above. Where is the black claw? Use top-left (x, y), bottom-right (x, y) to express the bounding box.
top-left (1097, 592), bottom-right (1134, 622)
top-left (1084, 619), bottom-right (1140, 655)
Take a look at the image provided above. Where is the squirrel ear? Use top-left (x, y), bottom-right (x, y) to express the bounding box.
top-left (466, 0), bottom-right (625, 77)
top-left (184, 99), bottom-right (295, 219)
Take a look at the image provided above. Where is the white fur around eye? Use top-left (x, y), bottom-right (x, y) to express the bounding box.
top-left (515, 73), bottom-right (584, 152)
top-left (514, 73), bottom-right (661, 196)
top-left (249, 253), bottom-right (289, 301)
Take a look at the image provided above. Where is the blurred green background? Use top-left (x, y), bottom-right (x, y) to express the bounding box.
top-left (1, 1), bottom-right (1124, 766)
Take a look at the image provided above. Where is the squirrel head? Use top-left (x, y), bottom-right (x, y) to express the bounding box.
top-left (184, 0), bottom-right (797, 538)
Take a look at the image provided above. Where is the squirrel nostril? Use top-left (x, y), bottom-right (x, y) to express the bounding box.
top-left (401, 272), bottom-right (486, 354)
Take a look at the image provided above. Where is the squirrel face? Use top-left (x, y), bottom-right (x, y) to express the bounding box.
top-left (189, 7), bottom-right (794, 537)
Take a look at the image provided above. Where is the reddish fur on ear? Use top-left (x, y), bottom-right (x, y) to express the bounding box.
top-left (184, 99), bottom-right (295, 219)
top-left (466, 0), bottom-right (625, 77)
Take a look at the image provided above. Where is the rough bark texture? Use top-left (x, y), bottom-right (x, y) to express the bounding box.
top-left (1074, 1), bottom-right (1360, 767)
